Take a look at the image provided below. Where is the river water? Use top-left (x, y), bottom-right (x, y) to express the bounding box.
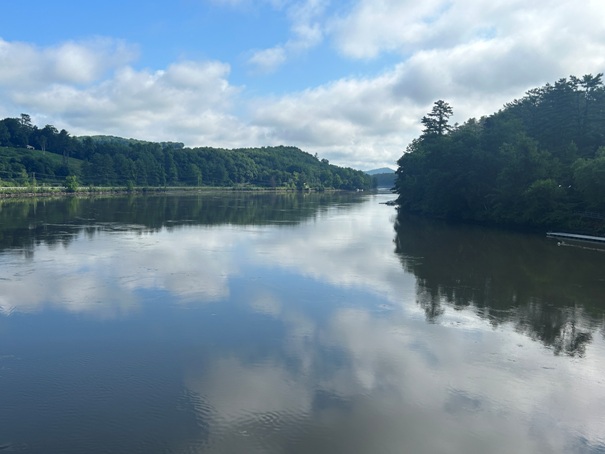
top-left (0, 192), bottom-right (604, 453)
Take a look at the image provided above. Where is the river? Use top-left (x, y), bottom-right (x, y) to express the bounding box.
top-left (0, 192), bottom-right (603, 453)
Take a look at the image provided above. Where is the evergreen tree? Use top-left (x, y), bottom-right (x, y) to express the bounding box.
top-left (394, 74), bottom-right (605, 232)
top-left (421, 100), bottom-right (453, 137)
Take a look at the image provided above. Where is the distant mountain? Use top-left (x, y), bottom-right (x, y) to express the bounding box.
top-left (366, 168), bottom-right (396, 188)
top-left (365, 167), bottom-right (395, 175)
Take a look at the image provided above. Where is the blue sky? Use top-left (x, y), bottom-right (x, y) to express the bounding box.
top-left (1, 0), bottom-right (604, 169)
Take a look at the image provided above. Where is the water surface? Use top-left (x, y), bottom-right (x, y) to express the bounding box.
top-left (0, 192), bottom-right (604, 453)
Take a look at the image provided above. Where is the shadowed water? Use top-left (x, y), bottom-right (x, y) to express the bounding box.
top-left (0, 192), bottom-right (604, 453)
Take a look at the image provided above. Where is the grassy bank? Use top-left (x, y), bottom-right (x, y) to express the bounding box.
top-left (0, 184), bottom-right (342, 199)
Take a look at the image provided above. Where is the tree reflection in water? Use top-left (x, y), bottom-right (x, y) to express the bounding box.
top-left (394, 214), bottom-right (605, 356)
top-left (0, 192), bottom-right (365, 258)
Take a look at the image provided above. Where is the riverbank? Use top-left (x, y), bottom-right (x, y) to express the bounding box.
top-left (0, 185), bottom-right (347, 199)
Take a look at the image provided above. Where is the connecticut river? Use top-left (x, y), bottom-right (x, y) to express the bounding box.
top-left (0, 192), bottom-right (604, 453)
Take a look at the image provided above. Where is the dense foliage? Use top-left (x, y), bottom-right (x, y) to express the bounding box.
top-left (370, 172), bottom-right (396, 188)
top-left (394, 74), bottom-right (605, 231)
top-left (0, 116), bottom-right (371, 190)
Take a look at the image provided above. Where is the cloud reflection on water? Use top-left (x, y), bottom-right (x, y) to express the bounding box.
top-left (0, 194), bottom-right (410, 318)
top-left (1, 193), bottom-right (604, 452)
top-left (182, 293), bottom-right (605, 453)
top-left (0, 226), bottom-right (239, 316)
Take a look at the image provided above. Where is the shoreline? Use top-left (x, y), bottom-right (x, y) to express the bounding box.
top-left (0, 185), bottom-right (350, 199)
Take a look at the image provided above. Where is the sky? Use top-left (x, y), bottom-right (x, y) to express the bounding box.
top-left (1, 0), bottom-right (604, 170)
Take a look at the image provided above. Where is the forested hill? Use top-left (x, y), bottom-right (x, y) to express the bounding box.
top-left (394, 73), bottom-right (605, 232)
top-left (0, 118), bottom-right (371, 190)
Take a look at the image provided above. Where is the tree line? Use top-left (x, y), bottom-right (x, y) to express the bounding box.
top-left (394, 73), bottom-right (605, 231)
top-left (0, 117), bottom-right (372, 191)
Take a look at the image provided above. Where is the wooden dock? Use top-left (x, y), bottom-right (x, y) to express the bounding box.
top-left (547, 231), bottom-right (605, 246)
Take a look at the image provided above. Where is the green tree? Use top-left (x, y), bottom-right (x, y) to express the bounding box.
top-left (0, 122), bottom-right (9, 146)
top-left (89, 153), bottom-right (117, 185)
top-left (421, 100), bottom-right (453, 136)
top-left (64, 175), bottom-right (79, 192)
top-left (191, 164), bottom-right (202, 186)
top-left (521, 179), bottom-right (568, 225)
top-left (572, 149), bottom-right (605, 212)
top-left (2, 117), bottom-right (28, 147)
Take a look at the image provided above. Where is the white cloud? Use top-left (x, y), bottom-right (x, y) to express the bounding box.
top-left (247, 46), bottom-right (287, 73)
top-left (0, 37), bottom-right (137, 88)
top-left (246, 0), bottom-right (605, 167)
top-left (287, 0), bottom-right (325, 47)
top-left (2, 43), bottom-right (260, 146)
top-left (250, 72), bottom-right (418, 167)
top-left (330, 0), bottom-right (605, 63)
top-left (246, 0), bottom-right (326, 72)
top-left (330, 0), bottom-right (450, 59)
top-left (2, 0), bottom-right (605, 169)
